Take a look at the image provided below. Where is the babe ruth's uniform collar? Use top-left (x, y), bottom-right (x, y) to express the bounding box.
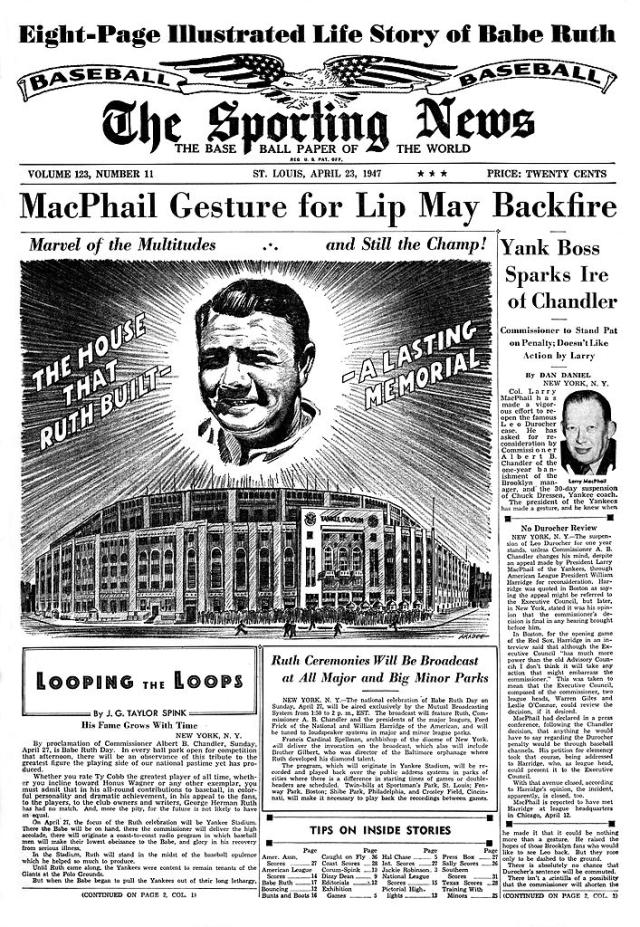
top-left (198, 398), bottom-right (318, 465)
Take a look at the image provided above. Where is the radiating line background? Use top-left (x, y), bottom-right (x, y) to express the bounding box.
top-left (22, 259), bottom-right (492, 579)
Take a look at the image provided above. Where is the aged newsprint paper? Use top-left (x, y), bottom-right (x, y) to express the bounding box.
top-left (0, 0), bottom-right (637, 923)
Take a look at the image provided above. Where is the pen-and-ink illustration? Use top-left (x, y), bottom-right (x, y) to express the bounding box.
top-left (22, 259), bottom-right (492, 637)
top-left (160, 55), bottom-right (456, 108)
top-left (196, 278), bottom-right (318, 466)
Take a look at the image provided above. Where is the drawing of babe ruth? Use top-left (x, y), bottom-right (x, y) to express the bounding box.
top-left (196, 278), bottom-right (317, 465)
top-left (560, 389), bottom-right (616, 476)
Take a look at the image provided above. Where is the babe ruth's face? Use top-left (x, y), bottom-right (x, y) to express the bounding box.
top-left (563, 398), bottom-right (616, 467)
top-left (198, 311), bottom-right (314, 447)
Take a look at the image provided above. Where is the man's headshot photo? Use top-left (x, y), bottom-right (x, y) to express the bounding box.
top-left (560, 389), bottom-right (616, 476)
top-left (196, 278), bottom-right (317, 466)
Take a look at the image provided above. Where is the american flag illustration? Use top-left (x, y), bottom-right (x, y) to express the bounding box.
top-left (161, 54), bottom-right (456, 107)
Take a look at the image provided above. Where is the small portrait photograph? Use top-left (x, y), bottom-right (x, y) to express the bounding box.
top-left (560, 389), bottom-right (616, 476)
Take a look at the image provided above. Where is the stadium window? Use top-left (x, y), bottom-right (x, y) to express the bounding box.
top-left (284, 547), bottom-right (295, 587)
top-left (187, 549), bottom-right (196, 589)
top-left (259, 548), bottom-right (270, 590)
top-left (235, 549), bottom-right (247, 589)
top-left (369, 549), bottom-right (380, 586)
top-left (305, 548), bottom-right (316, 586)
top-left (210, 548), bottom-right (223, 588)
top-left (402, 550), bottom-right (410, 586)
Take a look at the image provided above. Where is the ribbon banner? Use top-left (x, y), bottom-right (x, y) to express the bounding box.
top-left (18, 58), bottom-right (617, 103)
top-left (423, 58), bottom-right (617, 95)
top-left (17, 65), bottom-right (185, 102)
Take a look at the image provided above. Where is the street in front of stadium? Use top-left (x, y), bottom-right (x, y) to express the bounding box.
top-left (22, 606), bottom-right (489, 639)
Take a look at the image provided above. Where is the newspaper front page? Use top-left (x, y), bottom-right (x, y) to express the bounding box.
top-left (1, 0), bottom-right (636, 922)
